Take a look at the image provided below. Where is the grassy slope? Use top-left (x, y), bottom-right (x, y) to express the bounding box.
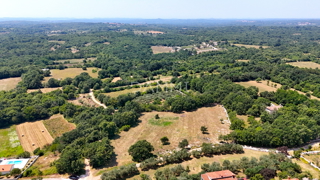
top-left (0, 125), bottom-right (24, 157)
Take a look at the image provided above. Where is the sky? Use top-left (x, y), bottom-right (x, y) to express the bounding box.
top-left (0, 0), bottom-right (319, 19)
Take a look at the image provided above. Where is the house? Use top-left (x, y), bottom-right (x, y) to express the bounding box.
top-left (265, 103), bottom-right (283, 113)
top-left (201, 170), bottom-right (236, 180)
top-left (282, 177), bottom-right (299, 180)
top-left (0, 164), bottom-right (14, 175)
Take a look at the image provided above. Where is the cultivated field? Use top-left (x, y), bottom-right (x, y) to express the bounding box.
top-left (110, 105), bottom-right (230, 166)
top-left (126, 149), bottom-right (268, 180)
top-left (0, 77), bottom-right (21, 91)
top-left (0, 125), bottom-right (24, 157)
top-left (236, 80), bottom-right (320, 100)
top-left (287, 61), bottom-right (320, 69)
top-left (151, 46), bottom-right (174, 54)
top-left (43, 114), bottom-right (76, 139)
top-left (233, 44), bottom-right (269, 49)
top-left (16, 121), bottom-right (54, 152)
top-left (44, 67), bottom-right (100, 81)
top-left (104, 84), bottom-right (175, 98)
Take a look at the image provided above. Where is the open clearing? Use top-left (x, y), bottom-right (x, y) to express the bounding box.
top-left (48, 40), bottom-right (65, 44)
top-left (125, 149), bottom-right (268, 180)
top-left (236, 80), bottom-right (320, 100)
top-left (44, 67), bottom-right (100, 81)
top-left (0, 77), bottom-right (21, 91)
top-left (110, 105), bottom-right (230, 166)
top-left (287, 61), bottom-right (320, 69)
top-left (233, 44), bottom-right (269, 49)
top-left (104, 84), bottom-right (175, 98)
top-left (0, 125), bottom-right (24, 157)
top-left (16, 121), bottom-right (54, 152)
top-left (69, 93), bottom-right (101, 108)
top-left (43, 114), bottom-right (76, 139)
top-left (27, 87), bottom-right (62, 93)
top-left (236, 59), bottom-right (250, 62)
top-left (111, 77), bottom-right (122, 82)
top-left (151, 46), bottom-right (174, 54)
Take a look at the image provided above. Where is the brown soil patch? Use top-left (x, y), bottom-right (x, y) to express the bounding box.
top-left (69, 93), bottom-right (100, 108)
top-left (16, 121), bottom-right (54, 152)
top-left (147, 31), bottom-right (164, 34)
top-left (71, 47), bottom-right (79, 54)
top-left (236, 60), bottom-right (250, 62)
top-left (111, 105), bottom-right (230, 166)
top-left (111, 77), bottom-right (122, 83)
top-left (287, 61), bottom-right (320, 69)
top-left (103, 42), bottom-right (110, 45)
top-left (0, 77), bottom-right (21, 91)
top-left (43, 114), bottom-right (76, 139)
top-left (27, 87), bottom-right (62, 93)
top-left (151, 46), bottom-right (174, 54)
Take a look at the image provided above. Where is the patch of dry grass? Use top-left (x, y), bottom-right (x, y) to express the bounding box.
top-left (27, 87), bottom-right (62, 93)
top-left (43, 114), bottom-right (76, 139)
top-left (0, 77), bottom-right (21, 91)
top-left (151, 46), bottom-right (174, 54)
top-left (48, 40), bottom-right (65, 44)
top-left (111, 77), bottom-right (122, 83)
top-left (103, 84), bottom-right (175, 98)
top-left (233, 44), bottom-right (269, 49)
top-left (236, 80), bottom-right (320, 100)
top-left (287, 61), bottom-right (320, 69)
top-left (236, 60), bottom-right (250, 62)
top-left (44, 67), bottom-right (100, 82)
top-left (110, 105), bottom-right (230, 167)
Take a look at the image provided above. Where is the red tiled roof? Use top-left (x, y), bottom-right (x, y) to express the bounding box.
top-left (201, 170), bottom-right (236, 180)
top-left (0, 164), bottom-right (14, 172)
top-left (282, 179), bottom-right (299, 180)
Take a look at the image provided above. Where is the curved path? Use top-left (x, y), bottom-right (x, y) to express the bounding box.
top-left (89, 90), bottom-right (107, 109)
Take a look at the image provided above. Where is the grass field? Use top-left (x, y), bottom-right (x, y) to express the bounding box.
top-left (125, 149), bottom-right (268, 179)
top-left (110, 105), bottom-right (230, 166)
top-left (48, 40), bottom-right (65, 44)
top-left (287, 61), bottom-right (320, 69)
top-left (103, 84), bottom-right (175, 98)
top-left (0, 125), bottom-right (24, 157)
top-left (43, 114), bottom-right (76, 139)
top-left (0, 77), bottom-right (21, 91)
top-left (44, 67), bottom-right (100, 81)
top-left (293, 158), bottom-right (320, 178)
top-left (236, 80), bottom-right (320, 100)
top-left (16, 121), bottom-right (54, 152)
top-left (151, 46), bottom-right (174, 54)
top-left (233, 44), bottom-right (269, 49)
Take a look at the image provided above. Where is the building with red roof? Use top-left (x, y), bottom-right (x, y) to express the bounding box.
top-left (201, 170), bottom-right (236, 180)
top-left (0, 164), bottom-right (14, 175)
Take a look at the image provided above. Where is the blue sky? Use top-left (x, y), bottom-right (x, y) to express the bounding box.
top-left (0, 0), bottom-right (319, 19)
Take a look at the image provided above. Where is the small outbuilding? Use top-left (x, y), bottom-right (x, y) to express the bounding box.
top-left (265, 103), bottom-right (283, 114)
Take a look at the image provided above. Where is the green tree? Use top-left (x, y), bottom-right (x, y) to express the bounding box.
top-left (10, 168), bottom-right (21, 176)
top-left (155, 114), bottom-right (160, 119)
top-left (178, 139), bottom-right (189, 149)
top-left (256, 78), bottom-right (262, 83)
top-left (160, 136), bottom-right (169, 145)
top-left (18, 151), bottom-right (31, 158)
top-left (201, 126), bottom-right (208, 134)
top-left (128, 140), bottom-right (154, 162)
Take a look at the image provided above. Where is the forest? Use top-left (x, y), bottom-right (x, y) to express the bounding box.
top-left (1, 21), bottom-right (320, 178)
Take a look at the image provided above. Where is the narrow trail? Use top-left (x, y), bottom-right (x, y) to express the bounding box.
top-left (89, 90), bottom-right (107, 109)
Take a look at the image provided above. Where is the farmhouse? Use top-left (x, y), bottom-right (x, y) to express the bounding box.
top-left (201, 170), bottom-right (236, 180)
top-left (265, 103), bottom-right (283, 113)
top-left (0, 164), bottom-right (14, 175)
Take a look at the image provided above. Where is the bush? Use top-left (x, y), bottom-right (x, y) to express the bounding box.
top-left (18, 151), bottom-right (31, 158)
top-left (119, 125), bottom-right (131, 131)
